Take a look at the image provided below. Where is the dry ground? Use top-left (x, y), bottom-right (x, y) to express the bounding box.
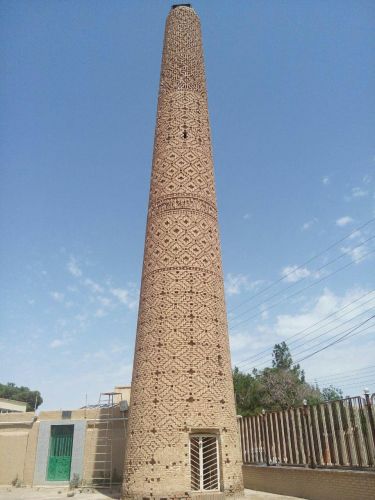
top-left (0, 487), bottom-right (305, 500)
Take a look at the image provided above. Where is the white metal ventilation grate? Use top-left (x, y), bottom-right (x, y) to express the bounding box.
top-left (190, 435), bottom-right (220, 491)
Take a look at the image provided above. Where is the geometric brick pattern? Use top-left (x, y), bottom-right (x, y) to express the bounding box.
top-left (123, 6), bottom-right (244, 498)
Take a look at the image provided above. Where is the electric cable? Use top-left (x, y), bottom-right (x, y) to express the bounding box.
top-left (239, 309), bottom-right (375, 372)
top-left (235, 289), bottom-right (375, 367)
top-left (313, 364), bottom-right (375, 383)
top-left (230, 247), bottom-right (375, 331)
top-left (228, 216), bottom-right (375, 314)
top-left (294, 315), bottom-right (375, 363)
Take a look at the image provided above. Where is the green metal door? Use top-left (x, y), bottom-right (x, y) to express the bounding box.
top-left (47, 425), bottom-right (74, 481)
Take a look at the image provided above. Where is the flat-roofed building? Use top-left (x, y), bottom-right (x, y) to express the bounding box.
top-left (0, 397), bottom-right (27, 413)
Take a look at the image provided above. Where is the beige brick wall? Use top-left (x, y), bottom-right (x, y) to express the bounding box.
top-left (243, 464), bottom-right (375, 500)
top-left (0, 408), bottom-right (128, 486)
top-left (0, 412), bottom-right (37, 485)
top-left (22, 421), bottom-right (40, 485)
top-left (83, 409), bottom-right (127, 483)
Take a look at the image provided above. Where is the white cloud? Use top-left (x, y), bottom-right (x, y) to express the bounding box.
top-left (110, 344), bottom-right (126, 354)
top-left (268, 288), bottom-right (375, 368)
top-left (225, 273), bottom-right (250, 296)
top-left (97, 296), bottom-right (112, 307)
top-left (111, 287), bottom-right (130, 304)
top-left (232, 287), bottom-right (373, 377)
top-left (225, 273), bottom-right (264, 297)
top-left (84, 278), bottom-right (104, 294)
top-left (274, 289), bottom-right (340, 339)
top-left (50, 339), bottom-right (64, 348)
top-left (261, 309), bottom-right (269, 321)
top-left (230, 332), bottom-right (254, 352)
top-left (243, 213), bottom-right (251, 220)
top-left (230, 329), bottom-right (272, 356)
top-left (301, 218), bottom-right (318, 231)
top-left (74, 314), bottom-right (88, 328)
top-left (67, 257), bottom-right (82, 277)
top-left (351, 187), bottom-right (368, 198)
top-left (262, 287), bottom-right (375, 392)
top-left (322, 176), bottom-right (330, 185)
top-left (83, 349), bottom-right (108, 361)
top-left (303, 339), bottom-right (375, 396)
top-left (345, 186), bottom-right (369, 201)
top-left (349, 230), bottom-right (361, 240)
top-left (336, 216), bottom-right (353, 227)
top-left (110, 287), bottom-right (138, 309)
top-left (50, 291), bottom-right (65, 302)
top-left (363, 174), bottom-right (371, 185)
top-left (341, 245), bottom-right (369, 264)
top-left (94, 308), bottom-right (107, 318)
top-left (281, 265), bottom-right (312, 283)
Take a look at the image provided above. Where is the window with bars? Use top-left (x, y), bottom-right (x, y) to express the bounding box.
top-left (190, 434), bottom-right (220, 491)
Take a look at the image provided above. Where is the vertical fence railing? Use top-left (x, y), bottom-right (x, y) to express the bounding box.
top-left (239, 394), bottom-right (375, 469)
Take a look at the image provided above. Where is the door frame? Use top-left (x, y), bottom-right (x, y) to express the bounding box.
top-left (33, 420), bottom-right (86, 486)
top-left (189, 433), bottom-right (221, 492)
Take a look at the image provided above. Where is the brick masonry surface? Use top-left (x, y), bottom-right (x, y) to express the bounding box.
top-left (242, 464), bottom-right (375, 500)
top-left (122, 5), bottom-right (243, 499)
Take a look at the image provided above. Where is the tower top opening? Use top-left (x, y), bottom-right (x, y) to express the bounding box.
top-left (172, 4), bottom-right (192, 9)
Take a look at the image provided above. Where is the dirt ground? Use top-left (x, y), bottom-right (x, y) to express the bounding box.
top-left (0, 487), bottom-right (305, 500)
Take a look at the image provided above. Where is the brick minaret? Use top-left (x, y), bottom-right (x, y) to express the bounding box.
top-left (123, 5), bottom-right (243, 498)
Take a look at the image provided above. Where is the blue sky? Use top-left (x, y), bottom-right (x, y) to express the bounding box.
top-left (1, 0), bottom-right (374, 410)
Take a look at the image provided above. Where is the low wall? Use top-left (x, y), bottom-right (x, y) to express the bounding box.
top-left (243, 464), bottom-right (375, 500)
top-left (0, 412), bottom-right (39, 485)
top-left (0, 408), bottom-right (128, 486)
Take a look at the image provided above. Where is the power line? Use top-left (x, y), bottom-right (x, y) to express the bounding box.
top-left (314, 370), bottom-right (375, 387)
top-left (279, 307), bottom-right (374, 359)
top-left (230, 235), bottom-right (375, 327)
top-left (239, 303), bottom-right (375, 370)
top-left (230, 247), bottom-right (375, 331)
top-left (294, 315), bottom-right (375, 364)
top-left (228, 216), bottom-right (375, 314)
top-left (330, 379), bottom-right (375, 392)
top-left (239, 308), bottom-right (375, 372)
top-left (235, 290), bottom-right (375, 367)
top-left (293, 313), bottom-right (375, 360)
top-left (313, 364), bottom-right (375, 383)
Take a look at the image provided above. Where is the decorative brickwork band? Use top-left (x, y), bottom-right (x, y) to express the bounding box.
top-left (123, 5), bottom-right (244, 498)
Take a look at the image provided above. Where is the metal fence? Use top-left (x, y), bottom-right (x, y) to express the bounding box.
top-left (238, 393), bottom-right (375, 469)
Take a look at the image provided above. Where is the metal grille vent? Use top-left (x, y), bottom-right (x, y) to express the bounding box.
top-left (190, 435), bottom-right (220, 491)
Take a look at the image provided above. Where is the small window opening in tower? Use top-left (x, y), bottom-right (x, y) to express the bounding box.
top-left (183, 130), bottom-right (188, 139)
top-left (190, 434), bottom-right (220, 491)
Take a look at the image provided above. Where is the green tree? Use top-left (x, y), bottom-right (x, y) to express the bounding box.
top-left (321, 385), bottom-right (343, 401)
top-left (272, 341), bottom-right (293, 369)
top-left (233, 342), bottom-right (342, 414)
top-left (233, 367), bottom-right (263, 416)
top-left (0, 382), bottom-right (43, 411)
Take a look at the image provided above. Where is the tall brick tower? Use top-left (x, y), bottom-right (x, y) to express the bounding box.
top-left (123, 5), bottom-right (243, 498)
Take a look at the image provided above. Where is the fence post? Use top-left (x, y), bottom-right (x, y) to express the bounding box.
top-left (261, 409), bottom-right (270, 466)
top-left (364, 389), bottom-right (375, 455)
top-left (303, 399), bottom-right (315, 469)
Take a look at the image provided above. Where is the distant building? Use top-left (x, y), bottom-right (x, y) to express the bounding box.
top-left (0, 397), bottom-right (27, 413)
top-left (0, 388), bottom-right (129, 487)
